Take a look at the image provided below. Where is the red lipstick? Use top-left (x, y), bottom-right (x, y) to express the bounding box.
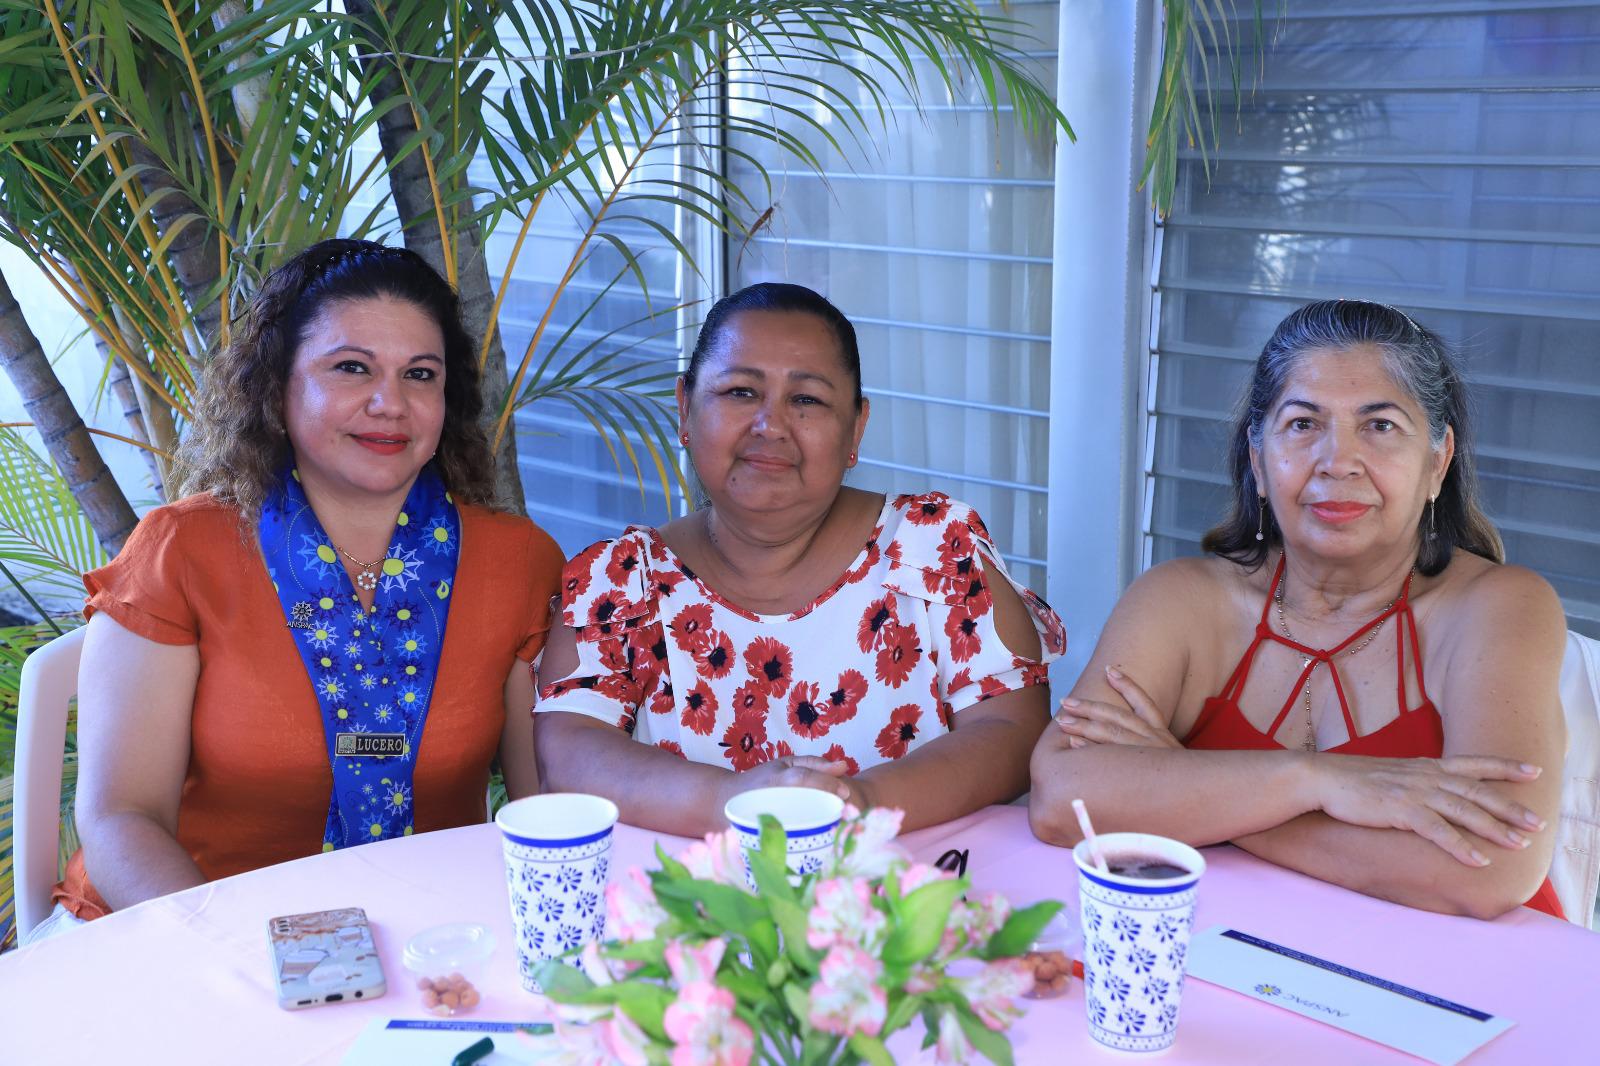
top-left (352, 433), bottom-right (409, 456)
top-left (1309, 501), bottom-right (1372, 524)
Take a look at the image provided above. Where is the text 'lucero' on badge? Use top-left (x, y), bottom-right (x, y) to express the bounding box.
top-left (335, 733), bottom-right (405, 758)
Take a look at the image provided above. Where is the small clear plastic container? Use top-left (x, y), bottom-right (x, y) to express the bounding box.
top-left (1020, 912), bottom-right (1080, 1000)
top-left (402, 922), bottom-right (496, 1016)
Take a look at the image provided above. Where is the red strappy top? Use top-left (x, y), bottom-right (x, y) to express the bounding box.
top-left (1184, 555), bottom-right (1563, 918)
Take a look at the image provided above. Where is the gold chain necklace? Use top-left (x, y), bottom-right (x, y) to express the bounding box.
top-left (335, 545), bottom-right (384, 591)
top-left (1274, 555), bottom-right (1408, 752)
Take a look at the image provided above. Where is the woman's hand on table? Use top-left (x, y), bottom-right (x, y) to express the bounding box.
top-left (718, 755), bottom-right (853, 807)
top-left (1053, 666), bottom-right (1182, 750)
top-left (1310, 754), bottom-right (1546, 867)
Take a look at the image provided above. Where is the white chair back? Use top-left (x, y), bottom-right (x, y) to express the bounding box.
top-left (13, 625), bottom-right (87, 939)
top-left (1553, 630), bottom-right (1600, 928)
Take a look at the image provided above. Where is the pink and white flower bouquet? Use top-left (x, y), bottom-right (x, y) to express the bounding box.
top-left (533, 807), bottom-right (1062, 1066)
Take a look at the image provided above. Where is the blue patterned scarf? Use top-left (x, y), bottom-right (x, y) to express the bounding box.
top-left (258, 464), bottom-right (460, 850)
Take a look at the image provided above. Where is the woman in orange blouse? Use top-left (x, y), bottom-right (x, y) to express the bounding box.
top-left (41, 240), bottom-right (562, 937)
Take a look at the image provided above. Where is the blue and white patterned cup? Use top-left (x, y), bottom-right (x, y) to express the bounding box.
top-left (723, 787), bottom-right (844, 889)
top-left (1073, 832), bottom-right (1207, 1053)
top-left (495, 793), bottom-right (619, 993)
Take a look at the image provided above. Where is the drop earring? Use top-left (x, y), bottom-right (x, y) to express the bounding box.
top-left (1427, 495), bottom-right (1437, 540)
top-left (1255, 496), bottom-right (1266, 542)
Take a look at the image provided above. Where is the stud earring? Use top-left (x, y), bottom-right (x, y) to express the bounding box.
top-left (1255, 496), bottom-right (1266, 542)
top-left (679, 432), bottom-right (689, 446)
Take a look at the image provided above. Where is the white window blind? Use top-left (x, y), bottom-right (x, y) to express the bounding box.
top-left (492, 186), bottom-right (685, 554)
top-left (1147, 0), bottom-right (1600, 638)
top-left (726, 0), bottom-right (1060, 595)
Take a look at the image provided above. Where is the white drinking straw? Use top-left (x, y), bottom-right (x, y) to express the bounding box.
top-left (1072, 798), bottom-right (1110, 873)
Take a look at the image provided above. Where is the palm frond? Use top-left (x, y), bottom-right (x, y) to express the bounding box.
top-left (0, 618), bottom-right (81, 955)
top-left (1143, 0), bottom-right (1271, 216)
top-left (0, 427), bottom-right (109, 602)
top-left (473, 1), bottom-right (1070, 490)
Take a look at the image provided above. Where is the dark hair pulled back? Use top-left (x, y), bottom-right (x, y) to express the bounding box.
top-left (1201, 299), bottom-right (1503, 576)
top-left (684, 282), bottom-right (863, 408)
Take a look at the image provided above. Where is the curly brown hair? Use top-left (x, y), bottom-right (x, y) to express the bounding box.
top-left (175, 239), bottom-right (500, 519)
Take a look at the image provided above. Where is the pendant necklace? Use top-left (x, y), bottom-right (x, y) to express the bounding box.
top-left (1274, 554), bottom-right (1406, 752)
top-left (335, 545), bottom-right (384, 591)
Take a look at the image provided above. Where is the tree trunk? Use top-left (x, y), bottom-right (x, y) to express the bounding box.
top-left (104, 351), bottom-right (166, 498)
top-left (124, 138), bottom-right (222, 369)
top-left (112, 304), bottom-right (178, 498)
top-left (454, 227), bottom-right (526, 513)
top-left (212, 1), bottom-right (270, 134)
top-left (211, 0), bottom-right (283, 210)
top-left (0, 269), bottom-right (138, 554)
top-left (67, 258), bottom-right (169, 498)
top-left (344, 0), bottom-right (525, 514)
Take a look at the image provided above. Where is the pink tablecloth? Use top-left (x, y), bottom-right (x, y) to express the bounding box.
top-left (2, 805), bottom-right (1595, 1063)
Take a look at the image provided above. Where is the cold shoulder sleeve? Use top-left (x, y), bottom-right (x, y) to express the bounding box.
top-left (881, 492), bottom-right (1065, 715)
top-left (535, 530), bottom-right (668, 733)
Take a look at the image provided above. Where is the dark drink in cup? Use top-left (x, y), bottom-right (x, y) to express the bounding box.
top-left (1072, 832), bottom-right (1207, 1053)
top-left (1105, 855), bottom-right (1190, 880)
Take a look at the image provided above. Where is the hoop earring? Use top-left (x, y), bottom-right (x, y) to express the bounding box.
top-left (1427, 495), bottom-right (1437, 541)
top-left (1255, 496), bottom-right (1266, 542)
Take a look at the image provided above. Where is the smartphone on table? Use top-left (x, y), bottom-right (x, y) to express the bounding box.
top-left (268, 906), bottom-right (387, 1010)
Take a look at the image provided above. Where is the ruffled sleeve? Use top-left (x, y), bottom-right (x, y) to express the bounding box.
top-left (535, 529), bottom-right (668, 733)
top-left (881, 492), bottom-right (1065, 715)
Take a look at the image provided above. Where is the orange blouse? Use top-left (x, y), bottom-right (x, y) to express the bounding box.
top-left (55, 493), bottom-right (563, 920)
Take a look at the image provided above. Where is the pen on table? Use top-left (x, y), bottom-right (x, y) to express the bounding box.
top-left (451, 1035), bottom-right (494, 1066)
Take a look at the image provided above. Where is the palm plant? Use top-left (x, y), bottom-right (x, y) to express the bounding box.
top-left (0, 0), bottom-right (1066, 954)
top-left (0, 428), bottom-right (95, 950)
top-left (0, 1), bottom-right (1251, 537)
top-left (0, 0), bottom-right (1265, 952)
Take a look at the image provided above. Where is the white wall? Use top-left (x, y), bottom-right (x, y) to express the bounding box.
top-left (0, 244), bottom-right (156, 617)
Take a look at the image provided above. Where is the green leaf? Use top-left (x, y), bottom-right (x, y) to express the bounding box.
top-left (653, 879), bottom-right (768, 939)
top-left (768, 894), bottom-right (819, 971)
top-left (849, 1033), bottom-right (896, 1066)
top-left (611, 984), bottom-right (672, 1041)
top-left (981, 900), bottom-right (1064, 961)
top-left (747, 814), bottom-right (798, 899)
top-left (801, 1030), bottom-right (842, 1063)
top-left (883, 878), bottom-right (965, 967)
top-left (531, 959), bottom-right (596, 1000)
top-left (781, 980), bottom-right (811, 1024)
top-left (882, 991), bottom-right (921, 1036)
top-left (718, 962), bottom-right (772, 1006)
top-left (953, 1001), bottom-right (1015, 1066)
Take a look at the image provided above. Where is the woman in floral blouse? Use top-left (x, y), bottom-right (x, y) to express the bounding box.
top-left (535, 282), bottom-right (1065, 835)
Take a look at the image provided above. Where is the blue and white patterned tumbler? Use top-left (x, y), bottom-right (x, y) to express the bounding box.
top-left (723, 786), bottom-right (844, 889)
top-left (495, 793), bottom-right (619, 993)
top-left (1074, 832), bottom-right (1207, 1053)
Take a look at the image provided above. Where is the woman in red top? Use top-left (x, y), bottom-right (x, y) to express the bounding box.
top-left (1030, 300), bottom-right (1566, 920)
top-left (536, 283), bottom-right (1063, 837)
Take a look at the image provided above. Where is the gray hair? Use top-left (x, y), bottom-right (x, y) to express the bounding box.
top-left (1203, 299), bottom-right (1504, 576)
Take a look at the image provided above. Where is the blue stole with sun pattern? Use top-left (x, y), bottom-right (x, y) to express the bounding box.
top-left (258, 465), bottom-right (460, 850)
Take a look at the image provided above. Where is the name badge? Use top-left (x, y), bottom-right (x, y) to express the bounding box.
top-left (335, 732), bottom-right (405, 758)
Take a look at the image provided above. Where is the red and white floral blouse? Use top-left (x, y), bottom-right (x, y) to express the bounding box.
top-left (536, 492), bottom-right (1066, 773)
